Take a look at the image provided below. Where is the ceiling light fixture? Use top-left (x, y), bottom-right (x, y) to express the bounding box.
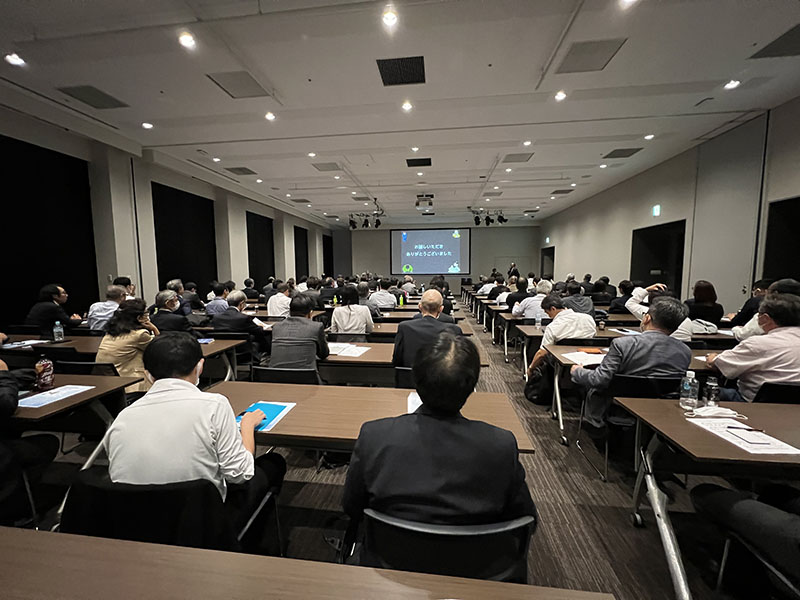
top-left (307, 204), bottom-right (312, 207)
top-left (570, 183), bottom-right (577, 187)
top-left (554, 90), bottom-right (567, 102)
top-left (485, 198), bottom-right (491, 202)
top-left (493, 186), bottom-right (499, 190)
top-left (411, 146), bottom-right (419, 152)
top-left (141, 122), bottom-right (154, 130)
top-left (644, 134), bottom-right (655, 140)
top-left (523, 140), bottom-right (532, 146)
top-left (382, 6), bottom-right (398, 27)
top-left (286, 193), bottom-right (292, 197)
top-left (619, 0), bottom-right (640, 8)
top-left (536, 206), bottom-right (540, 210)
top-left (363, 218), bottom-right (371, 228)
top-left (256, 179), bottom-right (263, 183)
top-left (402, 100), bottom-right (413, 112)
top-left (336, 218), bottom-right (340, 221)
top-left (364, 202), bottom-right (369, 206)
top-left (550, 196), bottom-right (556, 200)
top-left (417, 172), bottom-right (423, 176)
top-left (265, 112), bottom-right (276, 121)
top-left (351, 191), bottom-right (357, 195)
top-left (375, 218), bottom-right (382, 228)
top-left (349, 217), bottom-right (357, 230)
top-left (505, 168), bottom-right (512, 173)
top-left (599, 164), bottom-right (608, 169)
top-left (334, 175), bottom-right (340, 180)
top-left (724, 79), bottom-right (741, 90)
top-left (307, 152), bottom-right (316, 157)
top-left (4, 53), bottom-right (25, 67)
top-left (212, 157), bottom-right (221, 162)
top-left (178, 31), bottom-right (196, 50)
top-left (485, 215), bottom-right (494, 226)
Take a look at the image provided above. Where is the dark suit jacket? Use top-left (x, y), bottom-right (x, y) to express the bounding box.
top-left (342, 405), bottom-right (536, 525)
top-left (183, 291), bottom-right (204, 310)
top-left (270, 316), bottom-right (329, 370)
top-left (507, 267), bottom-right (520, 278)
top-left (487, 286), bottom-right (509, 301)
top-left (730, 296), bottom-right (761, 327)
top-left (151, 309), bottom-right (199, 337)
top-left (176, 296), bottom-right (192, 316)
top-left (211, 307), bottom-right (268, 349)
top-left (392, 316), bottom-right (462, 367)
top-left (608, 294), bottom-right (632, 314)
top-left (24, 302), bottom-right (82, 336)
top-left (319, 287), bottom-right (341, 304)
top-left (505, 291), bottom-right (531, 307)
top-left (606, 284), bottom-right (617, 298)
top-left (243, 287), bottom-right (260, 299)
top-left (412, 312), bottom-right (455, 324)
top-left (442, 296), bottom-right (453, 315)
top-left (304, 289), bottom-right (325, 309)
top-left (684, 299), bottom-right (724, 326)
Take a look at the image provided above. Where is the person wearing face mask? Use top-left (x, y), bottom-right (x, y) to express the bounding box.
top-left (103, 333), bottom-right (286, 537)
top-left (150, 289), bottom-right (201, 337)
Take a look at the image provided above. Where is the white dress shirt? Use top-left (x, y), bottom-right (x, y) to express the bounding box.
top-left (732, 313), bottom-right (764, 341)
top-left (267, 292), bottom-right (291, 317)
top-left (477, 283), bottom-right (496, 295)
top-left (331, 304), bottom-right (374, 334)
top-left (496, 291), bottom-right (511, 305)
top-left (87, 300), bottom-right (119, 331)
top-left (541, 308), bottom-right (597, 347)
top-left (205, 297), bottom-right (229, 316)
top-left (367, 289), bottom-right (398, 311)
top-left (104, 378), bottom-right (254, 500)
top-left (513, 293), bottom-right (547, 320)
top-left (625, 287), bottom-right (693, 342)
top-left (297, 282), bottom-right (308, 292)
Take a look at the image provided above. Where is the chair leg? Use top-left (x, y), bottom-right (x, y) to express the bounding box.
top-left (716, 538), bottom-right (732, 590)
top-left (237, 490), bottom-right (274, 542)
top-left (574, 398), bottom-right (609, 482)
top-left (21, 470), bottom-right (39, 530)
top-left (274, 498), bottom-right (284, 557)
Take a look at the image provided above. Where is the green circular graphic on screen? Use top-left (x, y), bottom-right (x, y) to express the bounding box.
top-left (402, 264), bottom-right (414, 273)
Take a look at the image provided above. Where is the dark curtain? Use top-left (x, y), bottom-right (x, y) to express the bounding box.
top-left (293, 226), bottom-right (309, 280)
top-left (246, 211), bottom-right (275, 288)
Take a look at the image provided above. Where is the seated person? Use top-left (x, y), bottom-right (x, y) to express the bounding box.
top-left (597, 276), bottom-right (616, 298)
top-left (625, 283), bottom-right (694, 341)
top-left (211, 290), bottom-right (269, 354)
top-left (182, 281), bottom-right (205, 310)
top-left (165, 279), bottom-right (193, 316)
top-left (242, 278), bottom-right (260, 299)
top-left (150, 290), bottom-right (199, 337)
top-left (25, 283), bottom-right (83, 336)
top-left (525, 294), bottom-right (597, 377)
top-left (318, 277), bottom-right (341, 304)
top-left (608, 280), bottom-right (634, 314)
top-left (684, 280), bottom-right (724, 325)
top-left (0, 359), bottom-right (60, 522)
top-left (504, 277), bottom-right (531, 308)
top-left (266, 283), bottom-right (291, 317)
top-left (562, 281), bottom-right (595, 318)
top-left (513, 280), bottom-right (553, 320)
top-left (387, 278), bottom-right (408, 304)
top-left (263, 278), bottom-right (283, 303)
top-left (103, 333), bottom-right (286, 533)
top-left (296, 276), bottom-right (309, 293)
top-left (487, 276), bottom-right (509, 301)
top-left (330, 286), bottom-right (374, 341)
top-left (205, 283), bottom-right (230, 316)
top-left (367, 279), bottom-right (398, 313)
top-left (429, 278), bottom-right (453, 314)
top-left (357, 282), bottom-right (381, 319)
top-left (731, 278), bottom-right (800, 341)
top-left (304, 276), bottom-right (325, 309)
top-left (269, 294), bottom-right (329, 370)
top-left (580, 274), bottom-right (594, 295)
top-left (526, 272), bottom-right (538, 293)
top-left (392, 290), bottom-right (462, 367)
top-left (401, 275), bottom-right (417, 295)
top-left (112, 276), bottom-right (137, 300)
top-left (571, 297), bottom-right (691, 431)
top-left (87, 285), bottom-right (127, 331)
top-left (96, 299), bottom-right (159, 393)
top-left (344, 334), bottom-right (536, 528)
top-left (726, 279), bottom-right (772, 327)
top-left (496, 276), bottom-right (516, 304)
top-left (476, 277), bottom-right (496, 296)
top-left (707, 293), bottom-right (800, 402)
top-left (589, 280), bottom-right (613, 304)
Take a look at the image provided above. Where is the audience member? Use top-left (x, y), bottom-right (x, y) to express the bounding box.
top-left (269, 294), bottom-right (329, 370)
top-left (708, 294), bottom-right (800, 402)
top-left (387, 278), bottom-right (408, 304)
top-left (608, 280), bottom-right (634, 314)
top-left (243, 278), bottom-right (260, 299)
top-left (513, 280), bottom-right (553, 320)
top-left (112, 276), bottom-right (137, 300)
top-left (165, 279), bottom-right (192, 316)
top-left (263, 279), bottom-right (283, 302)
top-left (487, 276), bottom-right (509, 301)
top-left (103, 333), bottom-right (286, 534)
top-left (150, 290), bottom-right (198, 337)
top-left (626, 283), bottom-right (693, 341)
top-left (357, 282), bottom-right (381, 319)
top-left (211, 290), bottom-right (269, 355)
top-left (205, 283), bottom-right (230, 316)
top-left (496, 276), bottom-right (516, 304)
top-left (553, 273), bottom-right (574, 294)
top-left (304, 276), bottom-right (324, 309)
top-left (87, 285), bottom-right (127, 331)
top-left (206, 280), bottom-right (218, 303)
top-left (597, 276), bottom-right (616, 298)
top-left (330, 286), bottom-right (374, 341)
top-left (392, 290), bottom-right (461, 367)
top-left (224, 280), bottom-right (237, 294)
top-left (476, 277), bottom-right (497, 295)
top-left (267, 283), bottom-right (291, 317)
top-left (727, 279), bottom-right (772, 327)
top-left (183, 281), bottom-right (205, 310)
top-left (685, 280), bottom-right (724, 325)
top-left (367, 279), bottom-right (398, 313)
top-left (319, 277), bottom-right (341, 304)
top-left (589, 280), bottom-right (613, 304)
top-left (563, 280), bottom-right (595, 318)
top-left (401, 275), bottom-right (417, 295)
top-left (25, 284), bottom-right (83, 336)
top-left (296, 276), bottom-right (309, 293)
top-left (526, 272), bottom-right (537, 293)
top-left (525, 294), bottom-right (596, 375)
top-left (580, 274), bottom-right (594, 295)
top-left (571, 297), bottom-right (691, 431)
top-left (343, 333), bottom-right (536, 527)
top-left (261, 277), bottom-right (275, 295)
top-left (504, 278), bottom-right (531, 308)
top-left (96, 299), bottom-right (159, 393)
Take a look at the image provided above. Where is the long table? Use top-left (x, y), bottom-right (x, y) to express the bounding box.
top-left (368, 320), bottom-right (473, 337)
top-left (211, 381), bottom-right (534, 453)
top-left (0, 527), bottom-right (614, 599)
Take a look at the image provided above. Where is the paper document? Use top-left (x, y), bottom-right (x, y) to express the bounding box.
top-left (562, 351), bottom-right (605, 366)
top-left (718, 330), bottom-right (735, 337)
top-left (694, 355), bottom-right (707, 362)
top-left (338, 345), bottom-right (369, 357)
top-left (407, 392), bottom-right (422, 414)
top-left (327, 342), bottom-right (352, 355)
top-left (252, 317), bottom-right (272, 330)
top-left (609, 328), bottom-right (641, 336)
top-left (197, 339), bottom-right (214, 344)
top-left (236, 401), bottom-right (295, 432)
top-left (1, 340), bottom-right (50, 350)
top-left (689, 417), bottom-right (800, 455)
top-left (18, 385), bottom-right (95, 408)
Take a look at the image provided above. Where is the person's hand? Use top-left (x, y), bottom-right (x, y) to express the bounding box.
top-left (570, 365), bottom-right (580, 375)
top-left (72, 314), bottom-right (82, 320)
top-left (0, 359), bottom-right (8, 371)
top-left (706, 352), bottom-right (719, 366)
top-left (645, 283), bottom-right (667, 293)
top-left (725, 312), bottom-right (736, 320)
top-left (0, 332), bottom-right (7, 344)
top-left (240, 409), bottom-right (266, 430)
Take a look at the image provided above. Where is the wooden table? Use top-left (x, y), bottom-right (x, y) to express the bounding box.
top-left (369, 321), bottom-right (472, 337)
top-left (615, 399), bottom-right (800, 600)
top-left (378, 311), bottom-right (465, 322)
top-left (212, 382), bottom-right (534, 453)
top-left (0, 527), bottom-right (614, 600)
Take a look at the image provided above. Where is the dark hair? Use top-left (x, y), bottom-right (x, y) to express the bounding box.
top-left (541, 294), bottom-right (564, 311)
top-left (275, 282), bottom-right (290, 294)
top-left (759, 294), bottom-right (800, 327)
top-left (592, 280), bottom-right (607, 294)
top-left (648, 297), bottom-right (689, 333)
top-left (769, 279), bottom-right (800, 296)
top-left (322, 277), bottom-right (334, 288)
top-left (224, 280), bottom-right (236, 292)
top-left (389, 277), bottom-right (399, 287)
top-left (244, 278), bottom-right (254, 288)
top-left (299, 275), bottom-right (308, 283)
top-left (692, 280), bottom-right (717, 304)
top-left (494, 275), bottom-right (505, 284)
top-left (583, 274), bottom-right (592, 282)
top-left (379, 279), bottom-right (392, 290)
top-left (527, 272), bottom-right (536, 280)
top-left (598, 276), bottom-right (610, 284)
top-left (357, 282), bottom-right (370, 298)
top-left (105, 299), bottom-right (147, 337)
top-left (112, 276), bottom-right (131, 287)
top-left (290, 293), bottom-right (317, 316)
top-left (307, 276), bottom-right (321, 290)
top-left (38, 283), bottom-right (63, 302)
top-left (413, 334), bottom-right (480, 414)
top-left (143, 333), bottom-right (203, 380)
top-left (618, 280), bottom-right (634, 295)
top-left (212, 283), bottom-right (226, 296)
top-left (340, 285), bottom-right (359, 306)
top-left (517, 278), bottom-right (528, 292)
top-left (566, 281), bottom-right (582, 296)
top-left (752, 279), bottom-right (773, 291)
top-left (185, 281), bottom-right (198, 291)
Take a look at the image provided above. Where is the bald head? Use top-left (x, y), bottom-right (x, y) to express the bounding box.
top-left (419, 289), bottom-right (444, 316)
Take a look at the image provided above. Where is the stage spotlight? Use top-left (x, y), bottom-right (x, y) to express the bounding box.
top-left (349, 218), bottom-right (357, 229)
top-left (474, 215), bottom-right (481, 226)
top-left (375, 218), bottom-right (382, 228)
top-left (485, 215), bottom-right (494, 226)
top-left (497, 214), bottom-right (508, 223)
top-left (362, 218), bottom-right (370, 228)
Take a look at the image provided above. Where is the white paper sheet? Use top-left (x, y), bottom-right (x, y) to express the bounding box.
top-left (718, 330), bottom-right (735, 336)
top-left (338, 345), bottom-right (369, 357)
top-left (609, 328), bottom-right (641, 335)
top-left (252, 317), bottom-right (272, 330)
top-left (562, 351), bottom-right (605, 366)
top-left (1, 340), bottom-right (50, 349)
top-left (327, 342), bottom-right (352, 355)
top-left (407, 392), bottom-right (422, 413)
top-left (18, 385), bottom-right (95, 408)
top-left (688, 417), bottom-right (800, 455)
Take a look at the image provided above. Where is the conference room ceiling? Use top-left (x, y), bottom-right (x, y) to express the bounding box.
top-left (1, 0), bottom-right (800, 227)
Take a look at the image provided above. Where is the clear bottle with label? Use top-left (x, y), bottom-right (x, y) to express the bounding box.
top-left (535, 314), bottom-right (542, 328)
top-left (52, 320), bottom-right (64, 342)
top-left (705, 377), bottom-right (720, 407)
top-left (679, 370), bottom-right (699, 410)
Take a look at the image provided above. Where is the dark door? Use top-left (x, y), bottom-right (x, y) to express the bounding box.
top-left (293, 226), bottom-right (309, 280)
top-left (322, 234), bottom-right (334, 277)
top-left (540, 247), bottom-right (555, 279)
top-left (630, 220), bottom-right (685, 294)
top-left (246, 211), bottom-right (275, 289)
top-left (763, 197), bottom-right (800, 282)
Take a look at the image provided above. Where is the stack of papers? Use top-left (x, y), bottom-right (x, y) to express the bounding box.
top-left (609, 328), bottom-right (641, 335)
top-left (18, 385), bottom-right (95, 408)
top-left (328, 343), bottom-right (370, 357)
top-left (562, 351), bottom-right (606, 366)
top-left (689, 417), bottom-right (800, 455)
top-left (1, 340), bottom-right (50, 350)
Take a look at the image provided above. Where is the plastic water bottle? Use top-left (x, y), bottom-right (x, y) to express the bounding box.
top-left (679, 370), bottom-right (699, 410)
top-left (705, 377), bottom-right (720, 407)
top-left (535, 314), bottom-right (542, 328)
top-left (399, 294), bottom-right (404, 306)
top-left (53, 320), bottom-right (64, 342)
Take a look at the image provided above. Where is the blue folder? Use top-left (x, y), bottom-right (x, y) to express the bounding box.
top-left (236, 402), bottom-right (292, 432)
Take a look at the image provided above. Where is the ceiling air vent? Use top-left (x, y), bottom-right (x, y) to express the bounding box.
top-left (311, 162), bottom-right (341, 172)
top-left (603, 148), bottom-right (642, 159)
top-left (406, 157), bottom-right (432, 167)
top-left (376, 56), bottom-right (426, 86)
top-left (551, 189), bottom-right (574, 195)
top-left (502, 153), bottom-right (534, 163)
top-left (353, 196), bottom-right (372, 202)
top-left (421, 212), bottom-right (436, 216)
top-left (288, 198), bottom-right (310, 203)
top-left (206, 71), bottom-right (271, 98)
top-left (556, 39), bottom-right (627, 73)
top-left (56, 85), bottom-right (129, 109)
top-left (225, 167), bottom-right (258, 175)
top-left (483, 191), bottom-right (503, 197)
top-left (751, 24), bottom-right (800, 58)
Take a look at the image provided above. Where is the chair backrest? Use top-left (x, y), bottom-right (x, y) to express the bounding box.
top-left (60, 467), bottom-right (238, 551)
top-left (394, 366), bottom-right (415, 389)
top-left (361, 508), bottom-right (535, 583)
top-left (251, 365), bottom-right (320, 385)
top-left (753, 382), bottom-right (800, 404)
top-left (6, 324), bottom-right (41, 336)
top-left (328, 333), bottom-right (367, 343)
top-left (684, 340), bottom-right (707, 350)
top-left (607, 374), bottom-right (682, 399)
top-left (269, 338), bottom-right (318, 370)
top-left (55, 361), bottom-right (119, 376)
top-left (206, 331), bottom-right (250, 340)
top-left (555, 337), bottom-right (611, 346)
top-left (37, 346), bottom-right (84, 362)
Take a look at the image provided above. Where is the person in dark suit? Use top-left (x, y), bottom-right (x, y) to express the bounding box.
top-left (211, 290), bottom-right (269, 353)
top-left (589, 280), bottom-right (613, 304)
top-left (269, 294), bottom-right (329, 370)
top-left (242, 278), bottom-right (260, 300)
top-left (165, 279), bottom-right (192, 316)
top-left (608, 280), bottom-right (635, 313)
top-left (344, 333), bottom-right (536, 527)
top-left (487, 276), bottom-right (509, 301)
top-left (507, 262), bottom-right (520, 279)
top-left (505, 278), bottom-right (532, 308)
top-left (684, 280), bottom-right (725, 326)
top-left (150, 290), bottom-right (200, 337)
top-left (392, 290), bottom-right (462, 367)
top-left (727, 279), bottom-right (772, 327)
top-left (597, 276), bottom-right (616, 298)
top-left (182, 282), bottom-right (205, 310)
top-left (318, 277), bottom-right (341, 305)
top-left (24, 283), bottom-right (83, 336)
top-left (304, 276), bottom-right (325, 309)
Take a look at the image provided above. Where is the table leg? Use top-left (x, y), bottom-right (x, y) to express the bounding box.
top-left (551, 363), bottom-right (568, 446)
top-left (522, 339), bottom-right (528, 380)
top-left (222, 351), bottom-right (235, 382)
top-left (503, 320), bottom-right (509, 363)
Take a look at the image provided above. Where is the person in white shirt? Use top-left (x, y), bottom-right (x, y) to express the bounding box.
top-left (267, 282), bottom-right (292, 317)
top-left (526, 294), bottom-right (596, 376)
top-left (367, 279), bottom-right (398, 313)
top-left (112, 276), bottom-right (137, 300)
top-left (104, 332), bottom-right (286, 532)
top-left (708, 294), bottom-right (800, 402)
top-left (331, 285), bottom-right (374, 341)
top-left (476, 277), bottom-right (498, 296)
top-left (87, 285), bottom-right (127, 331)
top-left (625, 283), bottom-right (693, 342)
top-left (205, 283), bottom-right (230, 316)
top-left (731, 278), bottom-right (800, 341)
top-left (296, 276), bottom-right (309, 293)
top-left (401, 275), bottom-right (417, 295)
top-left (514, 280), bottom-right (553, 320)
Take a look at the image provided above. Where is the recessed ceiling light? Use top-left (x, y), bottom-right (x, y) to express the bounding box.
top-left (485, 198), bottom-right (491, 202)
top-left (554, 90), bottom-right (567, 102)
top-left (570, 183), bottom-right (577, 187)
top-left (212, 157), bottom-right (220, 162)
top-left (141, 122), bottom-right (154, 130)
top-left (382, 7), bottom-right (398, 27)
top-left (402, 100), bottom-right (413, 112)
top-left (550, 196), bottom-right (556, 200)
top-left (505, 168), bottom-right (512, 173)
top-left (323, 212), bottom-right (327, 215)
top-left (336, 218), bottom-right (340, 221)
top-left (479, 207), bottom-right (484, 211)
top-left (411, 146), bottom-right (419, 152)
top-left (351, 191), bottom-right (357, 195)
top-left (256, 179), bottom-right (263, 183)
top-left (536, 206), bottom-right (540, 209)
top-left (619, 0), bottom-right (639, 8)
top-left (307, 204), bottom-right (312, 207)
top-left (4, 53), bottom-right (25, 67)
top-left (364, 202), bottom-right (369, 206)
top-left (523, 140), bottom-right (532, 146)
top-left (599, 164), bottom-right (608, 169)
top-left (493, 186), bottom-right (499, 190)
top-left (334, 175), bottom-right (340, 180)
top-left (724, 79), bottom-right (741, 90)
top-left (265, 112), bottom-right (276, 121)
top-left (307, 152), bottom-right (316, 157)
top-left (644, 134), bottom-right (655, 140)
top-left (417, 172), bottom-right (423, 176)
top-left (178, 32), bottom-right (196, 50)
top-left (286, 193), bottom-right (292, 197)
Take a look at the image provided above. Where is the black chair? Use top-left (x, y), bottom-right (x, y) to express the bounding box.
top-left (6, 325), bottom-right (41, 335)
top-left (685, 340), bottom-right (708, 350)
top-left (37, 346), bottom-right (84, 362)
top-left (251, 366), bottom-right (320, 385)
top-left (555, 337), bottom-right (611, 346)
top-left (55, 361), bottom-right (119, 376)
top-left (753, 382), bottom-right (800, 404)
top-left (576, 374), bottom-right (681, 481)
top-left (206, 331), bottom-right (255, 380)
top-left (715, 531), bottom-right (800, 598)
top-left (394, 366), bottom-right (415, 389)
top-left (347, 508), bottom-right (535, 583)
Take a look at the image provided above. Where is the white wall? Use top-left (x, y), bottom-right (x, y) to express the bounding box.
top-left (765, 95), bottom-right (800, 204)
